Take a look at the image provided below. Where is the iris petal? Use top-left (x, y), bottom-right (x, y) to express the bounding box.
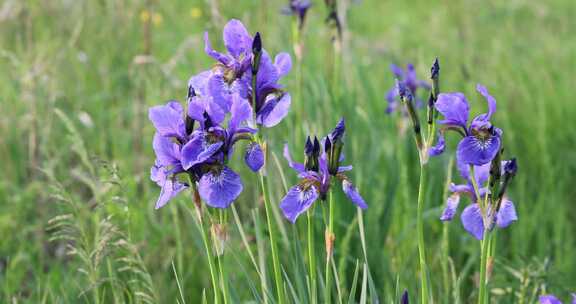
top-left (461, 203), bottom-right (485, 240)
top-left (245, 142), bottom-right (264, 172)
top-left (456, 135), bottom-right (501, 166)
top-left (538, 295), bottom-right (562, 304)
top-left (342, 180), bottom-right (367, 209)
top-left (283, 143), bottom-right (305, 173)
top-left (435, 92), bottom-right (470, 128)
top-left (223, 19), bottom-right (252, 59)
top-left (198, 167), bottom-right (243, 208)
top-left (496, 199), bottom-right (518, 228)
top-left (440, 194), bottom-right (460, 221)
top-left (279, 185), bottom-right (319, 223)
top-left (148, 102), bottom-right (185, 138)
top-left (257, 93), bottom-right (291, 127)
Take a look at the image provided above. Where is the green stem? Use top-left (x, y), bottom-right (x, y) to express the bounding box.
top-left (478, 232), bottom-right (492, 304)
top-left (307, 209), bottom-right (317, 304)
top-left (258, 158), bottom-right (285, 304)
top-left (218, 209), bottom-right (229, 304)
top-left (196, 208), bottom-right (220, 304)
top-left (417, 163), bottom-right (430, 304)
top-left (324, 190), bottom-right (334, 303)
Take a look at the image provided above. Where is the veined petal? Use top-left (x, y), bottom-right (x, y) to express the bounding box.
top-left (461, 203), bottom-right (485, 240)
top-left (148, 101), bottom-right (185, 138)
top-left (539, 295), bottom-right (562, 304)
top-left (283, 143), bottom-right (305, 173)
top-left (257, 93), bottom-right (291, 127)
top-left (435, 92), bottom-right (470, 128)
top-left (280, 185), bottom-right (319, 223)
top-left (274, 52), bottom-right (292, 78)
top-left (496, 199), bottom-right (518, 228)
top-left (342, 180), bottom-right (367, 209)
top-left (198, 167), bottom-right (243, 208)
top-left (457, 135), bottom-right (501, 166)
top-left (223, 19), bottom-right (252, 59)
top-left (440, 194), bottom-right (461, 221)
top-left (245, 142), bottom-right (264, 172)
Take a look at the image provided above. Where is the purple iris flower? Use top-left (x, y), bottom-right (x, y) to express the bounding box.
top-left (280, 119), bottom-right (367, 223)
top-left (431, 84), bottom-right (502, 165)
top-left (385, 63), bottom-right (431, 114)
top-left (148, 93), bottom-right (259, 209)
top-left (282, 0), bottom-right (312, 29)
top-left (439, 158), bottom-right (518, 240)
top-left (197, 19), bottom-right (293, 128)
top-left (539, 294), bottom-right (576, 304)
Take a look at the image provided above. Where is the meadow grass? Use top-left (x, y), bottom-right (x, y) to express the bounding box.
top-left (1, 0), bottom-right (575, 302)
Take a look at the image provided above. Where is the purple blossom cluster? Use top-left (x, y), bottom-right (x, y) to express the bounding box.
top-left (431, 84), bottom-right (519, 240)
top-left (385, 63), bottom-right (430, 114)
top-left (149, 20), bottom-right (292, 209)
top-left (280, 119), bottom-right (367, 222)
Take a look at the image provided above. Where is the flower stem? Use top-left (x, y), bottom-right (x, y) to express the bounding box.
top-left (307, 209), bottom-right (317, 304)
top-left (218, 209), bottom-right (229, 304)
top-left (258, 160), bottom-right (285, 304)
top-left (190, 187), bottom-right (220, 304)
top-left (417, 163), bottom-right (430, 304)
top-left (324, 190), bottom-right (335, 303)
top-left (478, 231), bottom-right (492, 304)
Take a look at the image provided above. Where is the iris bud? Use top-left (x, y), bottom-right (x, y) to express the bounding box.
top-left (251, 32), bottom-right (262, 75)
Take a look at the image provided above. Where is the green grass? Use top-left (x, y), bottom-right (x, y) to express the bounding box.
top-left (1, 0), bottom-right (575, 302)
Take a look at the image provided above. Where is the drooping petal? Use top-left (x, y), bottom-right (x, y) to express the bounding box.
top-left (342, 180), bottom-right (367, 209)
top-left (148, 101), bottom-right (185, 138)
top-left (539, 295), bottom-right (562, 304)
top-left (203, 32), bottom-right (230, 65)
top-left (279, 184), bottom-right (319, 223)
top-left (440, 194), bottom-right (461, 221)
top-left (155, 179), bottom-right (188, 209)
top-left (152, 133), bottom-right (181, 167)
top-left (274, 52), bottom-right (292, 78)
top-left (428, 132), bottom-right (446, 156)
top-left (245, 142), bottom-right (264, 172)
top-left (456, 135), bottom-right (501, 166)
top-left (496, 199), bottom-right (518, 228)
top-left (198, 167), bottom-right (243, 208)
top-left (435, 93), bottom-right (470, 128)
top-left (257, 93), bottom-right (291, 127)
top-left (181, 133), bottom-right (223, 169)
top-left (283, 143), bottom-right (305, 173)
top-left (475, 84), bottom-right (497, 122)
top-left (223, 19), bottom-right (252, 59)
top-left (461, 203), bottom-right (485, 240)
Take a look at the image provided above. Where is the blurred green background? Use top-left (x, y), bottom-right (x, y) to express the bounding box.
top-left (1, 0), bottom-right (575, 302)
